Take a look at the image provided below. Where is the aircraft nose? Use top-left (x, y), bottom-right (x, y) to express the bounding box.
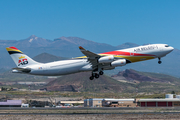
top-left (166, 46), bottom-right (174, 54)
top-left (169, 46), bottom-right (174, 51)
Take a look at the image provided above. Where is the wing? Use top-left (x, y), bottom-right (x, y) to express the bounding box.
top-left (79, 46), bottom-right (101, 70)
top-left (79, 46), bottom-right (100, 59)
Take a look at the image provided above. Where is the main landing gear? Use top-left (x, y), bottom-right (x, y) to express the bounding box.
top-left (158, 57), bottom-right (162, 64)
top-left (89, 71), bottom-right (104, 80)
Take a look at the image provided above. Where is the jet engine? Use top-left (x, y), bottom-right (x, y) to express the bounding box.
top-left (98, 55), bottom-right (114, 63)
top-left (111, 59), bottom-right (126, 67)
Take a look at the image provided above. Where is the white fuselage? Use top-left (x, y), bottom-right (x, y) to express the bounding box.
top-left (16, 44), bottom-right (174, 76)
top-left (28, 59), bottom-right (90, 76)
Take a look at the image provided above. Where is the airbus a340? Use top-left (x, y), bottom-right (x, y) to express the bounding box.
top-left (6, 44), bottom-right (174, 80)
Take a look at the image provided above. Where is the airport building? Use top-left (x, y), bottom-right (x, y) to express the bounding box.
top-left (89, 98), bottom-right (103, 107)
top-left (84, 98), bottom-right (136, 107)
top-left (0, 100), bottom-right (22, 107)
top-left (84, 99), bottom-right (89, 107)
top-left (138, 94), bottom-right (180, 107)
top-left (102, 98), bottom-right (136, 107)
top-left (60, 100), bottom-right (84, 106)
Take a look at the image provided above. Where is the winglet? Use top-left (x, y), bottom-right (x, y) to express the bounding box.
top-left (78, 46), bottom-right (100, 58)
top-left (79, 46), bottom-right (85, 50)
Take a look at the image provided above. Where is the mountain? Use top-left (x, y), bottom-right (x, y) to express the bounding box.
top-left (15, 35), bottom-right (52, 48)
top-left (44, 72), bottom-right (134, 93)
top-left (43, 69), bottom-right (180, 93)
top-left (0, 35), bottom-right (180, 77)
top-left (116, 42), bottom-right (139, 49)
top-left (33, 53), bottom-right (68, 63)
top-left (112, 69), bottom-right (180, 83)
top-left (111, 69), bottom-right (180, 93)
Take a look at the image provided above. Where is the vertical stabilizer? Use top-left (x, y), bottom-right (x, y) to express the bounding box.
top-left (6, 46), bottom-right (39, 67)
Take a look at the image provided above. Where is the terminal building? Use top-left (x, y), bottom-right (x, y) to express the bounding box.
top-left (84, 98), bottom-right (136, 107)
top-left (84, 94), bottom-right (180, 107)
top-left (138, 94), bottom-right (180, 107)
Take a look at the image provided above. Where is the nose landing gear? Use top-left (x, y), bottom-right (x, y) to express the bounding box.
top-left (158, 58), bottom-right (162, 64)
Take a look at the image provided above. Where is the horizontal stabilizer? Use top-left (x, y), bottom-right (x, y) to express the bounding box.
top-left (12, 67), bottom-right (31, 73)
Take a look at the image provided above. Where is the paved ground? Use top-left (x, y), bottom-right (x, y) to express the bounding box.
top-left (0, 107), bottom-right (180, 119)
top-left (0, 113), bottom-right (180, 120)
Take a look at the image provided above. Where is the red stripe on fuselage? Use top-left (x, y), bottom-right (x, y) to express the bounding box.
top-left (101, 51), bottom-right (155, 56)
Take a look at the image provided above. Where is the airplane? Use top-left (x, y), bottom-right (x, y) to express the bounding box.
top-left (6, 44), bottom-right (174, 80)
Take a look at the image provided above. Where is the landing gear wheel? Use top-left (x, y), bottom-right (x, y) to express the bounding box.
top-left (158, 57), bottom-right (162, 64)
top-left (99, 71), bottom-right (104, 75)
top-left (94, 73), bottom-right (99, 78)
top-left (89, 76), bottom-right (94, 80)
top-left (158, 61), bottom-right (162, 64)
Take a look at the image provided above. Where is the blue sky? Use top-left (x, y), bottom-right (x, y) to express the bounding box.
top-left (0, 0), bottom-right (180, 48)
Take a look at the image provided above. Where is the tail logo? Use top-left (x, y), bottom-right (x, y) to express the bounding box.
top-left (18, 56), bottom-right (28, 66)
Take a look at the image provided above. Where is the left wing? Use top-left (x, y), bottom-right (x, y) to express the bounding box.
top-left (79, 46), bottom-right (100, 59)
top-left (79, 46), bottom-right (101, 70)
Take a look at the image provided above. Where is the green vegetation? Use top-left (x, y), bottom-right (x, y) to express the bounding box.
top-left (0, 91), bottom-right (177, 99)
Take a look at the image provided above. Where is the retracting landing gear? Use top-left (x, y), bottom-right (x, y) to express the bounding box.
top-left (99, 71), bottom-right (104, 75)
top-left (89, 71), bottom-right (104, 80)
top-left (89, 76), bottom-right (94, 80)
top-left (158, 57), bottom-right (162, 64)
top-left (94, 73), bottom-right (99, 78)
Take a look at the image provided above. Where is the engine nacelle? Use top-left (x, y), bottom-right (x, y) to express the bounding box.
top-left (98, 55), bottom-right (114, 63)
top-left (111, 59), bottom-right (126, 67)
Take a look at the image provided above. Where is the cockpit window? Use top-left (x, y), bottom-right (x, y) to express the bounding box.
top-left (165, 45), bottom-right (169, 47)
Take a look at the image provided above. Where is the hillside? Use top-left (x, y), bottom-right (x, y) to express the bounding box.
top-left (112, 69), bottom-right (180, 84)
top-left (111, 69), bottom-right (180, 93)
top-left (42, 69), bottom-right (180, 93)
top-left (44, 72), bottom-right (135, 93)
top-left (33, 53), bottom-right (68, 63)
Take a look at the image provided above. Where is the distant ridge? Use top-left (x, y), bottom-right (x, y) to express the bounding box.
top-left (33, 53), bottom-right (68, 63)
top-left (116, 42), bottom-right (139, 49)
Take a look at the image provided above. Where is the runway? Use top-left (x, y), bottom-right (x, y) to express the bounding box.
top-left (0, 107), bottom-right (180, 119)
top-left (0, 107), bottom-right (180, 114)
top-left (0, 112), bottom-right (180, 120)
